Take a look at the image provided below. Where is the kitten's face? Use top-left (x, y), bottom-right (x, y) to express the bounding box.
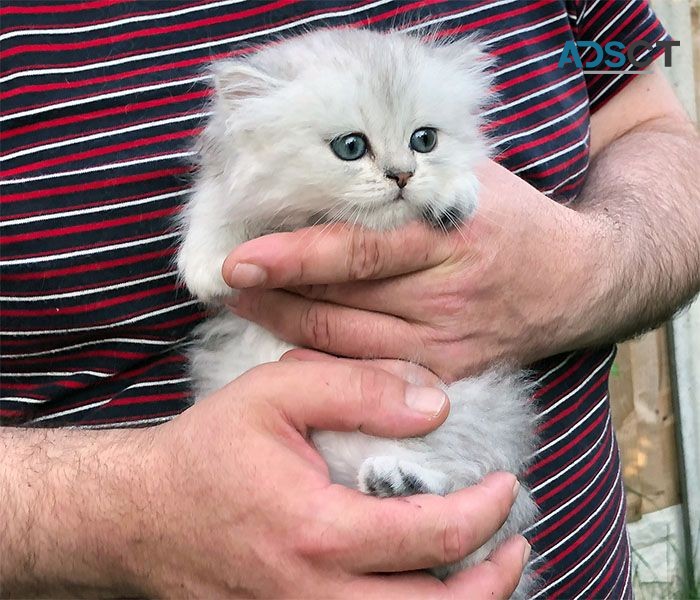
top-left (205, 29), bottom-right (492, 234)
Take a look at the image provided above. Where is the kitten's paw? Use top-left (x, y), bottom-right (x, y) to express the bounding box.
top-left (177, 249), bottom-right (232, 303)
top-left (358, 456), bottom-right (451, 497)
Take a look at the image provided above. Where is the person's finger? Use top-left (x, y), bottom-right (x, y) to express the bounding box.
top-left (222, 221), bottom-right (457, 289)
top-left (349, 536), bottom-right (529, 600)
top-left (346, 571), bottom-right (449, 599)
top-left (445, 535), bottom-right (531, 599)
top-left (234, 360), bottom-right (448, 438)
top-left (280, 349), bottom-right (441, 386)
top-left (316, 471), bottom-right (520, 573)
top-left (286, 271), bottom-right (434, 321)
top-left (230, 288), bottom-right (431, 362)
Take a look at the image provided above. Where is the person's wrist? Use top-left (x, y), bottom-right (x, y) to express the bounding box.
top-left (75, 426), bottom-right (163, 598)
top-left (553, 205), bottom-right (621, 352)
top-left (60, 426), bottom-right (164, 598)
top-left (108, 424), bottom-right (176, 597)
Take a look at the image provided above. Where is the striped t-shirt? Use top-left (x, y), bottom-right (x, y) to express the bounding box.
top-left (1, 1), bottom-right (669, 597)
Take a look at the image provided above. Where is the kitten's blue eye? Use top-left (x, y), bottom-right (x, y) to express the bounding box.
top-left (330, 133), bottom-right (367, 161)
top-left (410, 128), bottom-right (438, 153)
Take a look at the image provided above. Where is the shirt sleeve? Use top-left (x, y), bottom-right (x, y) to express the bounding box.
top-left (570, 0), bottom-right (671, 111)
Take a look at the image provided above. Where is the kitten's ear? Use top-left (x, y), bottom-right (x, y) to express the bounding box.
top-left (210, 61), bottom-right (280, 108)
top-left (433, 35), bottom-right (495, 74)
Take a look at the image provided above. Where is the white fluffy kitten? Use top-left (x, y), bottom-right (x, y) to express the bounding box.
top-left (178, 28), bottom-right (539, 596)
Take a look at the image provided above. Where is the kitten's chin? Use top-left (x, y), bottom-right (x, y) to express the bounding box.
top-left (340, 201), bottom-right (422, 232)
top-left (307, 199), bottom-right (472, 233)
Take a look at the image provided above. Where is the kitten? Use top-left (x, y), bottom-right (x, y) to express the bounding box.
top-left (177, 28), bottom-right (539, 597)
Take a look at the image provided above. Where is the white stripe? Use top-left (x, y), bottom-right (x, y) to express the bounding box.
top-left (543, 163), bottom-right (589, 196)
top-left (531, 479), bottom-right (626, 597)
top-left (0, 0), bottom-right (395, 86)
top-left (0, 190), bottom-right (187, 228)
top-left (0, 336), bottom-right (184, 359)
top-left (581, 0), bottom-right (603, 21)
top-left (0, 0), bottom-right (248, 41)
top-left (616, 533), bottom-right (632, 600)
top-left (539, 347), bottom-right (616, 418)
top-left (590, 44), bottom-right (659, 106)
top-left (28, 399), bottom-right (112, 423)
top-left (580, 0), bottom-right (635, 58)
top-left (126, 377), bottom-right (191, 389)
top-left (0, 151), bottom-right (195, 186)
top-left (492, 48), bottom-right (562, 79)
top-left (1, 112), bottom-right (209, 162)
top-left (574, 513), bottom-right (626, 599)
top-left (2, 370), bottom-right (110, 377)
top-left (535, 354), bottom-right (574, 385)
top-left (0, 232), bottom-right (177, 266)
top-left (0, 272), bottom-right (176, 302)
top-left (535, 462), bottom-right (623, 563)
top-left (403, 0), bottom-right (518, 33)
top-left (493, 99), bottom-right (587, 148)
top-left (1, 300), bottom-right (198, 336)
top-left (513, 136), bottom-right (588, 174)
top-left (525, 418), bottom-right (614, 533)
top-left (0, 76), bottom-right (209, 122)
top-left (76, 415), bottom-right (175, 429)
top-left (0, 396), bottom-right (48, 404)
top-left (529, 395), bottom-right (608, 464)
top-left (482, 73), bottom-right (581, 116)
top-left (488, 13), bottom-right (566, 45)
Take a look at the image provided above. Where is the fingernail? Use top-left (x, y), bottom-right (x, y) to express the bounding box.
top-left (405, 385), bottom-right (447, 417)
top-left (228, 263), bottom-right (267, 288)
top-left (481, 472), bottom-right (518, 497)
top-left (522, 539), bottom-right (532, 567)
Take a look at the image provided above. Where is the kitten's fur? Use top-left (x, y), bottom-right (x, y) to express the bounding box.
top-left (178, 28), bottom-right (539, 597)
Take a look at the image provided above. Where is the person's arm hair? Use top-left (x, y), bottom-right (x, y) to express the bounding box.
top-left (572, 64), bottom-right (700, 347)
top-left (0, 426), bottom-right (155, 598)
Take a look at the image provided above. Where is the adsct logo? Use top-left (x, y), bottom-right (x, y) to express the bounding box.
top-left (559, 40), bottom-right (680, 74)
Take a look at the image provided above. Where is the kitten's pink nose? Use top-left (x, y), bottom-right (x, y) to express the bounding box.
top-left (385, 170), bottom-right (413, 189)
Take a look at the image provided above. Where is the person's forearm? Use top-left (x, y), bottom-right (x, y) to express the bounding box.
top-left (0, 426), bottom-right (157, 597)
top-left (572, 117), bottom-right (700, 346)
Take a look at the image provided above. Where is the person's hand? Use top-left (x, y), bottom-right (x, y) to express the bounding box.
top-left (222, 160), bottom-right (608, 381)
top-left (134, 359), bottom-right (529, 598)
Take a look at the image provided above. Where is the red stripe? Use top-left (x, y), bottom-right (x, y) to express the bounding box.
top-left (0, 0), bottom-right (217, 34)
top-left (1, 128), bottom-right (196, 177)
top-left (2, 284), bottom-right (177, 317)
top-left (532, 427), bottom-right (612, 514)
top-left (1, 248), bottom-right (174, 281)
top-left (1, 206), bottom-right (177, 245)
top-left (1, 185), bottom-right (184, 222)
top-left (1, 90), bottom-right (209, 141)
top-left (2, 105), bottom-right (201, 158)
top-left (0, 0), bottom-right (298, 59)
top-left (552, 510), bottom-right (626, 598)
top-left (535, 413), bottom-right (606, 477)
top-left (1, 270), bottom-right (171, 298)
top-left (0, 0), bottom-right (128, 16)
top-left (539, 483), bottom-right (623, 573)
top-left (0, 167), bottom-right (187, 203)
top-left (498, 110), bottom-right (587, 161)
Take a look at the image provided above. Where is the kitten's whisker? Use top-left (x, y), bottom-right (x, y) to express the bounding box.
top-left (301, 201), bottom-right (358, 250)
top-left (452, 220), bottom-right (470, 245)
